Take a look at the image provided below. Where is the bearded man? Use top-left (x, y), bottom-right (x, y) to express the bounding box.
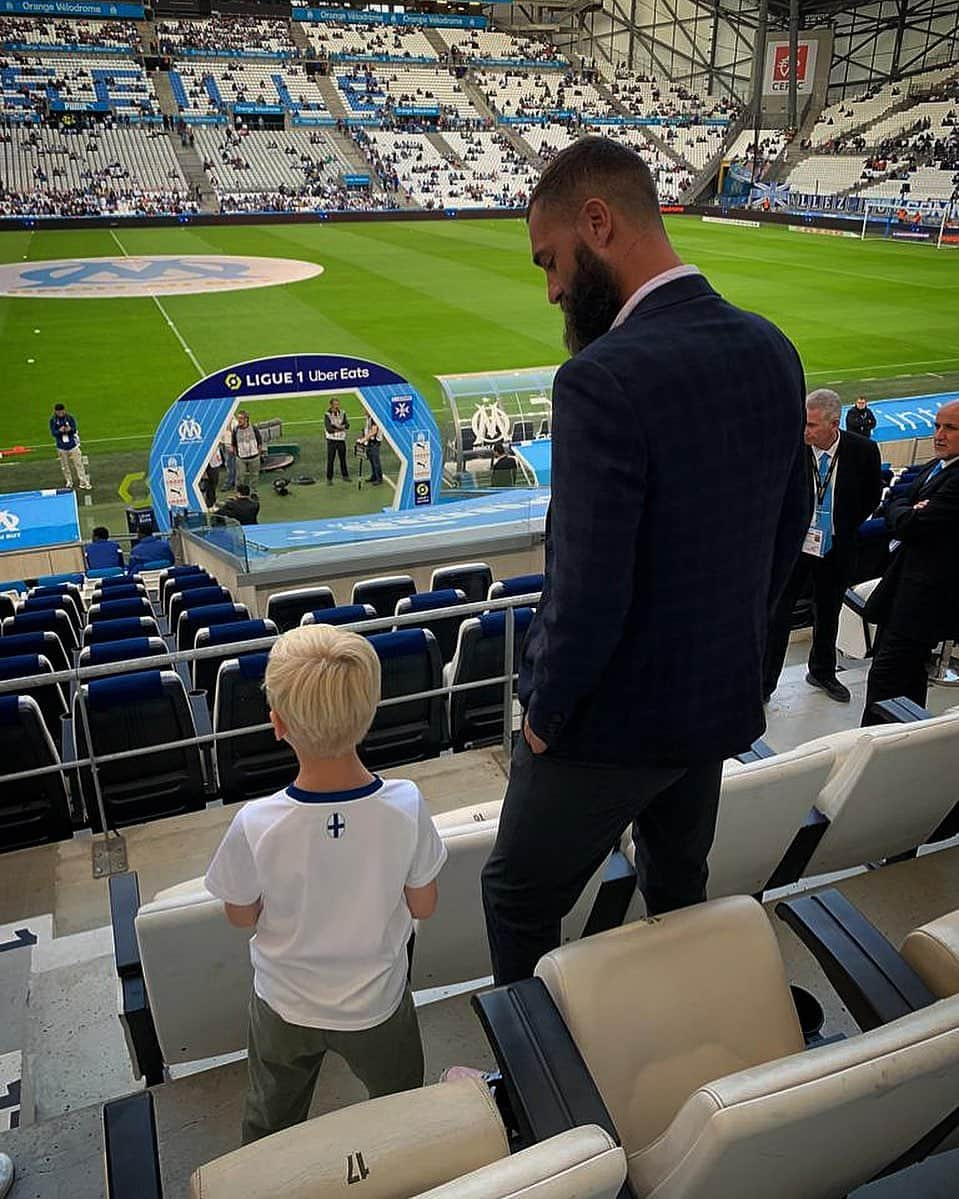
top-left (481, 137), bottom-right (811, 984)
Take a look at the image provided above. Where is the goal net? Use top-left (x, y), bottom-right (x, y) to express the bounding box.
top-left (860, 198), bottom-right (959, 248)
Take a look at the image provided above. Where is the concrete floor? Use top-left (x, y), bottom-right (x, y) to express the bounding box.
top-left (1, 650), bottom-right (958, 1197)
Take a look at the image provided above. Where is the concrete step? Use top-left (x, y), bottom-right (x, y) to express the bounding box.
top-left (313, 72), bottom-right (348, 120)
top-left (426, 130), bottom-right (460, 165)
top-left (460, 72), bottom-right (499, 124)
top-left (424, 28), bottom-right (450, 59)
top-left (149, 67), bottom-right (179, 118)
top-left (289, 18), bottom-right (312, 57)
top-left (166, 129), bottom-right (218, 212)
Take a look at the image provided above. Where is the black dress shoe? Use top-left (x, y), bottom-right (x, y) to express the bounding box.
top-left (805, 672), bottom-right (851, 703)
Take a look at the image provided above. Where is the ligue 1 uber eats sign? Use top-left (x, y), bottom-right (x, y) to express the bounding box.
top-left (148, 355), bottom-right (444, 532)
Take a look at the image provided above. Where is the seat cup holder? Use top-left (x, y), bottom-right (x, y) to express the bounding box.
top-left (790, 984), bottom-right (825, 1042)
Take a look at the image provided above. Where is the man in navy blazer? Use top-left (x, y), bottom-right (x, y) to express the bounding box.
top-left (481, 137), bottom-right (810, 984)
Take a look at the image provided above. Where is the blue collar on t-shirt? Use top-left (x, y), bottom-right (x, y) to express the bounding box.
top-left (286, 777), bottom-right (384, 804)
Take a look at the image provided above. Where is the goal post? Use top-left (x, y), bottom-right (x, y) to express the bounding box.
top-left (860, 196), bottom-right (958, 248)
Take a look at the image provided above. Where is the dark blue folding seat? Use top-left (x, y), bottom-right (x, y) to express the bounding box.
top-left (176, 603), bottom-right (248, 652)
top-left (88, 597), bottom-right (154, 623)
top-left (0, 653), bottom-right (68, 741)
top-left (78, 637), bottom-right (170, 671)
top-left (74, 670), bottom-right (206, 830)
top-left (352, 575), bottom-right (416, 620)
top-left (214, 654), bottom-right (297, 805)
top-left (168, 586), bottom-right (232, 634)
top-left (3, 608), bottom-right (78, 652)
top-left (83, 617), bottom-right (161, 647)
top-left (37, 572), bottom-right (84, 587)
top-left (0, 594), bottom-right (16, 625)
top-left (265, 587), bottom-right (335, 633)
top-left (0, 630), bottom-right (71, 675)
top-left (301, 603), bottom-right (376, 628)
top-left (193, 619), bottom-right (277, 703)
top-left (447, 608), bottom-right (534, 751)
top-left (89, 584), bottom-right (146, 605)
top-left (0, 695), bottom-right (73, 852)
top-left (19, 594), bottom-right (83, 640)
top-left (430, 562), bottom-right (493, 604)
top-left (0, 580), bottom-right (27, 595)
top-left (86, 566), bottom-right (125, 581)
top-left (160, 569), bottom-right (213, 615)
top-left (29, 582), bottom-right (84, 612)
top-left (395, 589), bottom-right (467, 664)
top-left (97, 572), bottom-right (143, 588)
top-left (487, 573), bottom-right (544, 602)
top-left (361, 629), bottom-right (446, 769)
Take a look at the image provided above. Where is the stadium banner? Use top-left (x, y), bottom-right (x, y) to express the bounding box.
top-left (763, 38), bottom-right (817, 95)
top-left (0, 0), bottom-right (145, 15)
top-left (702, 215), bottom-right (761, 228)
top-left (180, 114), bottom-right (228, 125)
top-left (395, 105), bottom-right (440, 117)
top-left (177, 48), bottom-right (291, 59)
top-left (788, 225), bottom-right (859, 238)
top-left (0, 489), bottom-right (80, 552)
top-left (4, 41), bottom-right (134, 54)
top-left (149, 355), bottom-right (444, 532)
top-left (292, 115), bottom-right (337, 126)
top-left (343, 174), bottom-right (371, 186)
top-left (233, 103), bottom-right (285, 116)
top-left (330, 53), bottom-right (436, 64)
top-left (294, 8), bottom-right (487, 30)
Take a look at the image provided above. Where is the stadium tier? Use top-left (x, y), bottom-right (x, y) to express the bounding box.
top-left (156, 17), bottom-right (292, 57)
top-left (304, 20), bottom-right (438, 62)
top-left (169, 60), bottom-right (327, 116)
top-left (335, 63), bottom-right (483, 121)
top-left (476, 70), bottom-right (615, 120)
top-left (0, 16), bottom-right (138, 52)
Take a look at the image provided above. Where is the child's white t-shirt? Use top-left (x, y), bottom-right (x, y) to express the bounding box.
top-left (204, 776), bottom-right (447, 1030)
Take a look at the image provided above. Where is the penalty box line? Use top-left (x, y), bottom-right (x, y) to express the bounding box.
top-left (107, 229), bottom-right (205, 379)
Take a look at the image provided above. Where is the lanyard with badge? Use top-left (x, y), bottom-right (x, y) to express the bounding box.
top-left (802, 450), bottom-right (838, 558)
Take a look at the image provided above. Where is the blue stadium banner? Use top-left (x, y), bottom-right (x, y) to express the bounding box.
top-left (342, 173), bottom-right (371, 186)
top-left (4, 41), bottom-right (133, 54)
top-left (0, 0), bottom-right (145, 16)
top-left (0, 489), bottom-right (80, 552)
top-left (149, 355), bottom-right (444, 532)
top-left (233, 103), bottom-right (284, 116)
top-left (294, 7), bottom-right (487, 29)
top-left (394, 105), bottom-right (439, 117)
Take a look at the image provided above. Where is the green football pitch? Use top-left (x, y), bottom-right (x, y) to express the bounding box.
top-left (1, 216), bottom-right (958, 537)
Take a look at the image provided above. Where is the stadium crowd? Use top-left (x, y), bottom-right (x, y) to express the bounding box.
top-left (156, 17), bottom-right (291, 56)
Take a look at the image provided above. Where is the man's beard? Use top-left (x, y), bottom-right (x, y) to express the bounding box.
top-left (562, 242), bottom-right (623, 355)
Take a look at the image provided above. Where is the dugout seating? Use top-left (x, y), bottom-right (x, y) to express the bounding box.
top-left (361, 629), bottom-right (446, 769)
top-left (395, 589), bottom-right (467, 663)
top-left (4, 608), bottom-right (79, 652)
top-left (476, 894), bottom-right (959, 1199)
top-left (488, 574), bottom-right (543, 601)
top-left (430, 562), bottom-right (493, 604)
top-left (301, 603), bottom-right (376, 627)
top-left (177, 603), bottom-right (248, 652)
top-left (73, 670), bottom-right (207, 831)
top-left (352, 574), bottom-right (416, 620)
top-left (0, 694), bottom-right (73, 853)
top-left (213, 654), bottom-right (297, 807)
top-left (0, 630), bottom-right (71, 675)
top-left (84, 616), bottom-right (162, 647)
top-left (447, 608), bottom-right (534, 751)
top-left (265, 586), bottom-right (335, 632)
top-left (0, 653), bottom-right (67, 742)
top-left (192, 619), bottom-right (277, 703)
top-left (168, 586), bottom-right (232, 634)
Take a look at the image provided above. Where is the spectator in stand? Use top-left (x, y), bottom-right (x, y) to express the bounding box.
top-left (231, 409), bottom-right (263, 494)
top-left (84, 526), bottom-right (123, 571)
top-left (126, 525), bottom-right (174, 574)
top-left (50, 402), bottom-right (91, 491)
top-left (215, 481), bottom-right (260, 526)
top-left (204, 624), bottom-right (446, 1143)
top-left (846, 394), bottom-right (877, 439)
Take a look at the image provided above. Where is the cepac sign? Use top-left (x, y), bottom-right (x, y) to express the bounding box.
top-left (763, 40), bottom-right (817, 95)
top-left (0, 489), bottom-right (80, 550)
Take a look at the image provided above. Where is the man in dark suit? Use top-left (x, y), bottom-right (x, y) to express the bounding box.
top-left (480, 137), bottom-right (810, 985)
top-left (862, 400), bottom-right (959, 722)
top-left (764, 389), bottom-right (883, 704)
top-left (215, 483), bottom-right (260, 526)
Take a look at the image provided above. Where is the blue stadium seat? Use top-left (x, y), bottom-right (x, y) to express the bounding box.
top-left (0, 653), bottom-right (68, 741)
top-left (3, 609), bottom-right (78, 652)
top-left (78, 638), bottom-right (170, 671)
top-left (447, 608), bottom-right (534, 751)
top-left (176, 603), bottom-right (248, 652)
top-left (0, 630), bottom-right (71, 675)
top-left (395, 589), bottom-right (467, 664)
top-left (193, 619), bottom-right (277, 704)
top-left (160, 568), bottom-right (211, 613)
top-left (86, 566), bottom-right (126, 580)
top-left (488, 573), bottom-right (544, 601)
top-left (98, 572), bottom-right (144, 589)
top-left (168, 586), bottom-right (232, 633)
top-left (265, 586), bottom-right (335, 633)
top-left (214, 654), bottom-right (297, 806)
top-left (301, 603), bottom-right (376, 627)
top-left (88, 598), bottom-right (154, 623)
top-left (83, 617), bottom-right (162, 647)
top-left (0, 695), bottom-right (74, 852)
top-left (430, 562), bottom-right (493, 604)
top-left (361, 629), bottom-right (446, 769)
top-left (30, 582), bottom-right (84, 608)
top-left (0, 595), bottom-right (15, 625)
top-left (37, 572), bottom-right (84, 587)
top-left (0, 580), bottom-right (27, 595)
top-left (89, 584), bottom-right (147, 604)
top-left (352, 575), bottom-right (416, 620)
top-left (74, 670), bottom-right (206, 830)
top-left (19, 595), bottom-right (83, 640)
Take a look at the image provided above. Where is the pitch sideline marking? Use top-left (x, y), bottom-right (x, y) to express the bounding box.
top-left (107, 229), bottom-right (205, 378)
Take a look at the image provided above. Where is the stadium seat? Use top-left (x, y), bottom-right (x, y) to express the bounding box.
top-left (430, 562), bottom-right (493, 603)
top-left (88, 597), bottom-right (154, 624)
top-left (837, 578), bottom-right (879, 659)
top-left (89, 584), bottom-right (147, 604)
top-left (352, 574), bottom-right (416, 620)
top-left (488, 574), bottom-right (543, 601)
top-left (361, 629), bottom-right (447, 768)
top-left (265, 586), bottom-right (335, 632)
top-left (20, 594), bottom-right (84, 640)
top-left (86, 566), bottom-right (126, 580)
top-left (168, 586), bottom-right (232, 633)
top-left (0, 653), bottom-right (67, 742)
top-left (98, 572), bottom-right (144, 589)
top-left (213, 654), bottom-right (297, 806)
top-left (447, 608), bottom-right (534, 751)
top-left (0, 694), bottom-right (74, 853)
top-left (29, 582), bottom-right (84, 611)
top-left (83, 617), bottom-right (161, 647)
top-left (0, 630), bottom-right (71, 676)
top-left (74, 670), bottom-right (206, 830)
top-left (301, 603), bottom-right (376, 627)
top-left (481, 896), bottom-right (959, 1199)
top-left (395, 588), bottom-right (467, 663)
top-left (177, 603), bottom-right (249, 652)
top-left (37, 572), bottom-right (84, 587)
top-left (78, 638), bottom-right (170, 671)
top-left (160, 568), bottom-right (212, 612)
top-left (0, 580), bottom-right (27, 595)
top-left (511, 419), bottom-right (534, 442)
top-left (4, 609), bottom-right (78, 653)
top-left (0, 595), bottom-right (15, 625)
top-left (193, 619), bottom-right (277, 702)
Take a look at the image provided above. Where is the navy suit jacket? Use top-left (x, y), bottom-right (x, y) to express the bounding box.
top-left (520, 273), bottom-right (809, 767)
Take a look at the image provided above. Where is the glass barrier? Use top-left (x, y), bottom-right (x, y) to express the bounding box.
top-left (176, 511), bottom-right (249, 571)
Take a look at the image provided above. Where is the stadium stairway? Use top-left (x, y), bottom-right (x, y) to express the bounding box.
top-left (423, 28), bottom-right (449, 58)
top-left (329, 127), bottom-right (388, 191)
top-left (312, 74), bottom-right (349, 121)
top-left (289, 19), bottom-right (312, 58)
top-left (457, 74), bottom-right (543, 168)
top-left (681, 108), bottom-right (752, 204)
top-left (427, 130), bottom-right (462, 167)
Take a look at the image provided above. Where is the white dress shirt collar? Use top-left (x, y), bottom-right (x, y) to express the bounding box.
top-left (812, 433), bottom-right (840, 463)
top-left (610, 264), bottom-right (702, 330)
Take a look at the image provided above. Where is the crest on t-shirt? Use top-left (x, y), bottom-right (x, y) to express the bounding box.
top-left (327, 812), bottom-right (347, 839)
